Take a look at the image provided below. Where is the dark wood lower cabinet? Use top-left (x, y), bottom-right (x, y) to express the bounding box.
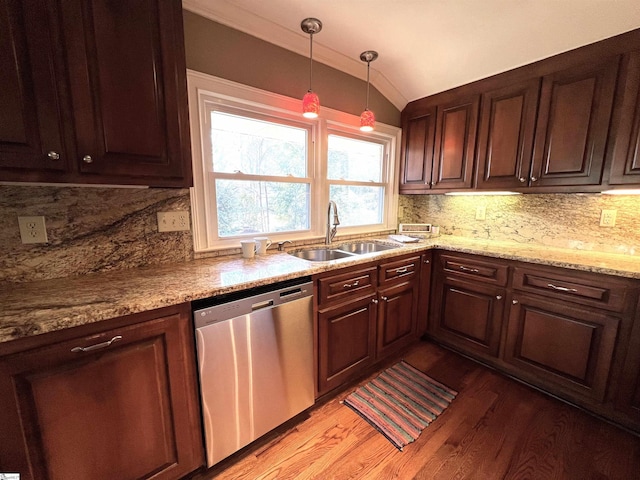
top-left (431, 276), bottom-right (506, 359)
top-left (317, 294), bottom-right (377, 395)
top-left (0, 304), bottom-right (203, 480)
top-left (504, 294), bottom-right (620, 402)
top-left (376, 280), bottom-right (418, 360)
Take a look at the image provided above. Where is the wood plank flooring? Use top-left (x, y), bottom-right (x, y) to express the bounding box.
top-left (191, 341), bottom-right (640, 480)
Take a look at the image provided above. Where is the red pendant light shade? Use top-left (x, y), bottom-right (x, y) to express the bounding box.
top-left (300, 18), bottom-right (322, 118)
top-left (302, 91), bottom-right (320, 118)
top-left (359, 51), bottom-right (378, 132)
top-left (360, 109), bottom-right (375, 132)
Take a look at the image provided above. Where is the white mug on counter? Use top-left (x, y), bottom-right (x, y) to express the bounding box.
top-left (240, 240), bottom-right (256, 259)
top-left (254, 237), bottom-right (272, 255)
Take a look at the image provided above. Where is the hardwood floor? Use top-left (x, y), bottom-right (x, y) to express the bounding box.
top-left (192, 341), bottom-right (640, 479)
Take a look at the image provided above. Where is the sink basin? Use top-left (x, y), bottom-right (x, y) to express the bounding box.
top-left (336, 241), bottom-right (399, 255)
top-left (289, 248), bottom-right (356, 262)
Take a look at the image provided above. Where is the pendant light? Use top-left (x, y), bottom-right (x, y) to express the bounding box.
top-left (359, 50), bottom-right (378, 132)
top-left (300, 18), bottom-right (322, 118)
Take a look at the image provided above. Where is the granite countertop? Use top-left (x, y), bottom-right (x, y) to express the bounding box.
top-left (2, 235), bottom-right (640, 345)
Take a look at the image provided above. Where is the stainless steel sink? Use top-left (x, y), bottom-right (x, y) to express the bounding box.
top-left (289, 248), bottom-right (356, 262)
top-left (289, 241), bottom-right (400, 262)
top-left (337, 241), bottom-right (399, 255)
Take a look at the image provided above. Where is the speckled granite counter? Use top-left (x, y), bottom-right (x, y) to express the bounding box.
top-left (3, 235), bottom-right (640, 345)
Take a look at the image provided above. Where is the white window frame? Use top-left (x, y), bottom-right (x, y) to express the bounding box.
top-left (187, 70), bottom-right (401, 252)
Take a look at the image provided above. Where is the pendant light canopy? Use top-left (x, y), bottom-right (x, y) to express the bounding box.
top-left (301, 18), bottom-right (322, 118)
top-left (359, 50), bottom-right (378, 132)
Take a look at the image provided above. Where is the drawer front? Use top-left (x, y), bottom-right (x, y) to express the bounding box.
top-left (512, 266), bottom-right (630, 312)
top-left (318, 267), bottom-right (377, 306)
top-left (440, 253), bottom-right (508, 286)
top-left (379, 255), bottom-right (420, 286)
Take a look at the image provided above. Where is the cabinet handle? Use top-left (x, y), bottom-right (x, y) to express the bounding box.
top-left (71, 335), bottom-right (122, 353)
top-left (371, 298), bottom-right (379, 304)
top-left (518, 177), bottom-right (526, 183)
top-left (380, 296), bottom-right (388, 302)
top-left (496, 295), bottom-right (502, 300)
top-left (459, 265), bottom-right (479, 273)
top-left (395, 266), bottom-right (409, 274)
top-left (47, 151), bottom-right (60, 160)
top-left (512, 299), bottom-right (519, 304)
top-left (531, 176), bottom-right (538, 182)
top-left (343, 280), bottom-right (360, 289)
top-left (547, 283), bottom-right (578, 293)
top-left (82, 155), bottom-right (93, 164)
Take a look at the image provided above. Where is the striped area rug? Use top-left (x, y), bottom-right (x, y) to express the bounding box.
top-left (343, 361), bottom-right (458, 450)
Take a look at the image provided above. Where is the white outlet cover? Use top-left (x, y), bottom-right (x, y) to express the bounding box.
top-left (18, 216), bottom-right (48, 244)
top-left (157, 211), bottom-right (191, 232)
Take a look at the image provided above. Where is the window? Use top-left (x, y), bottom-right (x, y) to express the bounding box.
top-left (188, 71), bottom-right (400, 252)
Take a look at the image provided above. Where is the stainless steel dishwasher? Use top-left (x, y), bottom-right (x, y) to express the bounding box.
top-left (192, 277), bottom-right (314, 467)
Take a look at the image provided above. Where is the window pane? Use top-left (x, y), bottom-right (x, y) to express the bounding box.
top-left (216, 179), bottom-right (310, 237)
top-left (327, 135), bottom-right (383, 182)
top-left (211, 112), bottom-right (307, 177)
top-left (329, 185), bottom-right (384, 226)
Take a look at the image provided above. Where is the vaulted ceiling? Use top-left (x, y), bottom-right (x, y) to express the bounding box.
top-left (184, 0), bottom-right (640, 110)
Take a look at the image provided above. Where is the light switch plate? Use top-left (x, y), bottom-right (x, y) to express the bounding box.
top-left (157, 211), bottom-right (190, 232)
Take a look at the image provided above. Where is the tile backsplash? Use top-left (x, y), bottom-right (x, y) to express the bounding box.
top-left (399, 193), bottom-right (640, 255)
top-left (1, 186), bottom-right (194, 283)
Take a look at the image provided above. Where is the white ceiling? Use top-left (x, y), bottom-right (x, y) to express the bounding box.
top-left (183, 0), bottom-right (640, 110)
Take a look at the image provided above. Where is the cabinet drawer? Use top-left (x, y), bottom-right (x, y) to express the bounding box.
top-left (440, 253), bottom-right (508, 286)
top-left (318, 267), bottom-right (377, 306)
top-left (512, 266), bottom-right (631, 312)
top-left (379, 255), bottom-right (420, 285)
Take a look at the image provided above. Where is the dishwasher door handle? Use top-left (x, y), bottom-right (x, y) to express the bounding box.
top-left (251, 299), bottom-right (275, 311)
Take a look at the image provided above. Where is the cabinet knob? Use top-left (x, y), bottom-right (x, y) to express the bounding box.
top-left (423, 259), bottom-right (430, 264)
top-left (380, 296), bottom-right (388, 302)
top-left (512, 299), bottom-right (519, 304)
top-left (496, 295), bottom-right (503, 300)
top-left (430, 181), bottom-right (435, 186)
top-left (518, 177), bottom-right (526, 183)
top-left (47, 151), bottom-right (60, 160)
top-left (371, 298), bottom-right (379, 304)
top-left (531, 176), bottom-right (538, 182)
top-left (83, 155), bottom-right (93, 164)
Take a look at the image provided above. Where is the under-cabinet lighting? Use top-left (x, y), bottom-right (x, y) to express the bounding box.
top-left (601, 189), bottom-right (640, 195)
top-left (444, 191), bottom-right (522, 196)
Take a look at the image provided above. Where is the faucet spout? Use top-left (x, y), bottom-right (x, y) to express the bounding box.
top-left (326, 201), bottom-right (340, 245)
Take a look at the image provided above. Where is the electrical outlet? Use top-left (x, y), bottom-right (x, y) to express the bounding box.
top-left (475, 205), bottom-right (486, 220)
top-left (398, 206), bottom-right (404, 218)
top-left (18, 216), bottom-right (48, 244)
top-left (600, 209), bottom-right (617, 227)
top-left (157, 211), bottom-right (190, 232)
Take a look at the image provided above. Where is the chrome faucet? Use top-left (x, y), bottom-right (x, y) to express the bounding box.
top-left (326, 200), bottom-right (340, 245)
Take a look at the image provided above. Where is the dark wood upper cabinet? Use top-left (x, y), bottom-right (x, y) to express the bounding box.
top-left (475, 79), bottom-right (540, 189)
top-left (432, 95), bottom-right (479, 190)
top-left (529, 56), bottom-right (619, 187)
top-left (0, 0), bottom-right (70, 177)
top-left (608, 50), bottom-right (640, 185)
top-left (399, 108), bottom-right (436, 192)
top-left (0, 0), bottom-right (192, 187)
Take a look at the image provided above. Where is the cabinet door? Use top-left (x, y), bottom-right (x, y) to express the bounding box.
top-left (616, 309), bottom-right (640, 422)
top-left (318, 294), bottom-right (377, 395)
top-left (530, 56), bottom-right (619, 187)
top-left (432, 94), bottom-right (479, 190)
top-left (399, 108), bottom-right (436, 192)
top-left (0, 0), bottom-right (69, 176)
top-left (60, 0), bottom-right (191, 186)
top-left (475, 79), bottom-right (540, 189)
top-left (430, 275), bottom-right (505, 358)
top-left (376, 280), bottom-right (418, 360)
top-left (505, 293), bottom-right (619, 402)
top-left (608, 50), bottom-right (640, 185)
top-left (0, 309), bottom-right (203, 480)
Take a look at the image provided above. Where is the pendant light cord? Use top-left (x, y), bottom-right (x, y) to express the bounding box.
top-left (309, 33), bottom-right (314, 91)
top-left (365, 60), bottom-right (371, 110)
